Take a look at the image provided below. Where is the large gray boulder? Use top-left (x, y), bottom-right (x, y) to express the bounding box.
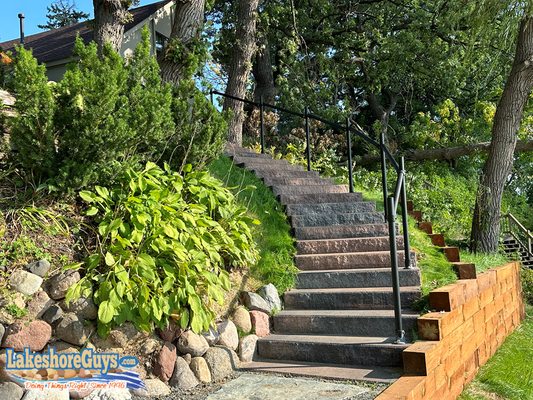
top-left (176, 330), bottom-right (209, 357)
top-left (9, 270), bottom-right (42, 296)
top-left (169, 357), bottom-right (199, 390)
top-left (258, 283), bottom-right (282, 312)
top-left (241, 291), bottom-right (271, 314)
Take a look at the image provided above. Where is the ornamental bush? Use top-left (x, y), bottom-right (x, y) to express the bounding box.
top-left (66, 162), bottom-right (259, 336)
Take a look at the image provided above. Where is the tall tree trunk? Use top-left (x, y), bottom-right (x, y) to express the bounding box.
top-left (252, 34), bottom-right (276, 104)
top-left (367, 89), bottom-right (398, 140)
top-left (92, 0), bottom-right (130, 54)
top-left (158, 0), bottom-right (206, 85)
top-left (470, 16), bottom-right (533, 253)
top-left (224, 0), bottom-right (260, 145)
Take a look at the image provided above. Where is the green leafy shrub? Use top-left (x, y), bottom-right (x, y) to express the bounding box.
top-left (8, 46), bottom-right (56, 181)
top-left (67, 162), bottom-right (259, 336)
top-left (521, 268), bottom-right (533, 306)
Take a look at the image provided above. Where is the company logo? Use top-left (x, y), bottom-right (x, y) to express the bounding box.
top-left (5, 347), bottom-right (145, 391)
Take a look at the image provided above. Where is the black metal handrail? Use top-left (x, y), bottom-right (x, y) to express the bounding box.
top-left (211, 90), bottom-right (412, 343)
top-left (502, 213), bottom-right (533, 258)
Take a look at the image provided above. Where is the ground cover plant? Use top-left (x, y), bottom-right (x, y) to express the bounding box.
top-left (208, 155), bottom-right (298, 293)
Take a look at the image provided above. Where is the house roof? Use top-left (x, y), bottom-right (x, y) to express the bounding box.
top-left (0, 0), bottom-right (171, 64)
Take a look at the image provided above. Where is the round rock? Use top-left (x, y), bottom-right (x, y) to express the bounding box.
top-left (26, 290), bottom-right (54, 319)
top-left (189, 356), bottom-right (211, 383)
top-left (231, 306), bottom-right (252, 334)
top-left (61, 297), bottom-right (97, 320)
top-left (238, 334), bottom-right (258, 363)
top-left (176, 330), bottom-right (209, 357)
top-left (132, 378), bottom-right (170, 398)
top-left (169, 357), bottom-right (199, 390)
top-left (46, 271), bottom-right (80, 300)
top-left (217, 320), bottom-right (239, 350)
top-left (250, 310), bottom-right (270, 337)
top-left (152, 342), bottom-right (177, 383)
top-left (258, 283), bottom-right (282, 312)
top-left (9, 270), bottom-right (43, 296)
top-left (41, 304), bottom-right (63, 326)
top-left (2, 320), bottom-right (52, 351)
top-left (241, 292), bottom-right (271, 314)
top-left (204, 346), bottom-right (237, 382)
top-left (0, 382), bottom-right (24, 400)
top-left (202, 326), bottom-right (220, 346)
top-left (25, 259), bottom-right (51, 278)
top-left (54, 313), bottom-right (94, 346)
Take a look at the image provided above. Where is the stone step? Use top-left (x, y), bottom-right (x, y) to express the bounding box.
top-left (295, 267), bottom-right (421, 289)
top-left (279, 192), bottom-right (363, 205)
top-left (286, 202), bottom-right (376, 216)
top-left (243, 163), bottom-right (305, 172)
top-left (283, 287), bottom-right (421, 310)
top-left (256, 334), bottom-right (409, 367)
top-left (273, 309), bottom-right (419, 338)
top-left (253, 169), bottom-right (321, 179)
top-left (295, 250), bottom-right (407, 271)
top-left (296, 236), bottom-right (403, 254)
top-left (272, 184), bottom-right (349, 197)
top-left (263, 177), bottom-right (334, 187)
top-left (294, 224), bottom-right (391, 240)
top-left (232, 155), bottom-right (290, 165)
top-left (290, 212), bottom-right (384, 228)
top-left (243, 360), bottom-right (403, 383)
top-left (225, 149), bottom-right (271, 159)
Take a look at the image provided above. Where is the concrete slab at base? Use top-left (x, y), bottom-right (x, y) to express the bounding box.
top-left (242, 360), bottom-right (402, 383)
top-left (206, 372), bottom-right (387, 400)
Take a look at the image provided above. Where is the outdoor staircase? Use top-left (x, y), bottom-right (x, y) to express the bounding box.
top-left (502, 237), bottom-right (533, 268)
top-left (225, 145), bottom-right (422, 382)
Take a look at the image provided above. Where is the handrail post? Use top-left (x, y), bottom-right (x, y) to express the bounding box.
top-left (380, 133), bottom-right (388, 219)
top-left (400, 157), bottom-right (411, 269)
top-left (259, 95), bottom-right (265, 154)
top-left (346, 117), bottom-right (354, 193)
top-left (387, 196), bottom-right (405, 344)
top-left (305, 106), bottom-right (311, 171)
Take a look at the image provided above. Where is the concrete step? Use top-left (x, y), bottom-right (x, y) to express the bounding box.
top-left (272, 184), bottom-right (349, 197)
top-left (225, 149), bottom-right (271, 159)
top-left (243, 359), bottom-right (403, 383)
top-left (263, 177), bottom-right (334, 187)
top-left (278, 192), bottom-right (363, 205)
top-left (233, 155), bottom-right (289, 165)
top-left (256, 334), bottom-right (409, 367)
top-left (295, 250), bottom-right (407, 271)
top-left (290, 212), bottom-right (384, 227)
top-left (296, 267), bottom-right (421, 289)
top-left (283, 286), bottom-right (421, 310)
top-left (294, 224), bottom-right (391, 240)
top-left (286, 202), bottom-right (376, 216)
top-left (273, 309), bottom-right (419, 338)
top-left (296, 236), bottom-right (403, 254)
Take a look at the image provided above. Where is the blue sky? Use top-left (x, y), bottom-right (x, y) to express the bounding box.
top-left (0, 0), bottom-right (154, 43)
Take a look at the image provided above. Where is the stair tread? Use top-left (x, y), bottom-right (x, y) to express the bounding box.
top-left (276, 309), bottom-right (420, 317)
top-left (287, 286), bottom-right (421, 294)
top-left (242, 359), bottom-right (403, 383)
top-left (296, 250), bottom-right (404, 258)
top-left (260, 333), bottom-right (412, 346)
top-left (297, 266), bottom-right (419, 274)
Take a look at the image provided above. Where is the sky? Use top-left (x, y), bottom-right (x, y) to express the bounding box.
top-left (0, 0), bottom-right (154, 43)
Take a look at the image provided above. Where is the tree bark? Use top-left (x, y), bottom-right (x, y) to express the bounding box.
top-left (252, 33), bottom-right (276, 104)
top-left (92, 0), bottom-right (130, 54)
top-left (367, 89), bottom-right (398, 139)
top-left (158, 0), bottom-right (206, 85)
top-left (223, 0), bottom-right (260, 145)
top-left (470, 16), bottom-right (533, 253)
top-left (355, 139), bottom-right (533, 165)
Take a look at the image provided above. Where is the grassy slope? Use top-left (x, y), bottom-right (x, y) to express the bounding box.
top-left (459, 305), bottom-right (533, 400)
top-left (208, 156), bottom-right (298, 293)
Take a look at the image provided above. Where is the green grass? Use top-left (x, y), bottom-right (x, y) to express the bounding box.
top-left (208, 155), bottom-right (298, 293)
top-left (459, 305), bottom-right (533, 400)
top-left (460, 251), bottom-right (511, 274)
